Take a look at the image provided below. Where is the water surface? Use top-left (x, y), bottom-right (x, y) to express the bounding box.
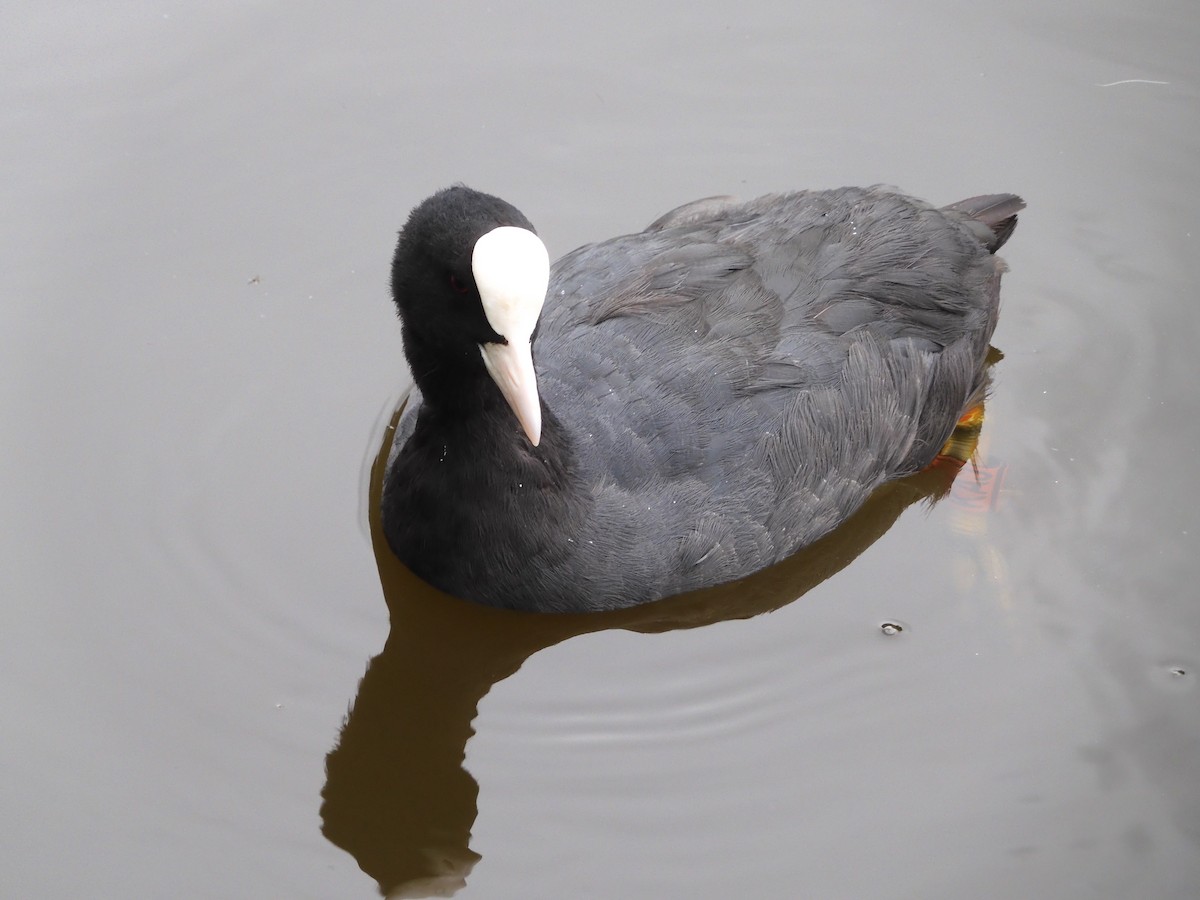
top-left (3, 2), bottom-right (1198, 897)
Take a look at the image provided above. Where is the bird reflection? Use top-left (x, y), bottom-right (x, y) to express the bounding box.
top-left (321, 370), bottom-right (995, 897)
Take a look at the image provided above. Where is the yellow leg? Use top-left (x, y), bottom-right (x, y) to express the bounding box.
top-left (931, 403), bottom-right (985, 468)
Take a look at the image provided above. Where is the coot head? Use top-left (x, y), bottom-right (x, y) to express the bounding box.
top-left (390, 186), bottom-right (550, 444)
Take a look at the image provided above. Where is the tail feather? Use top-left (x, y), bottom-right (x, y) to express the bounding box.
top-left (943, 193), bottom-right (1025, 253)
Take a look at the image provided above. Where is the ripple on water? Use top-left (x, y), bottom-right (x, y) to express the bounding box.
top-left (459, 591), bottom-right (978, 898)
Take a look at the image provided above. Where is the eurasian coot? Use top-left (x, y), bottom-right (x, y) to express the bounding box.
top-left (381, 185), bottom-right (1022, 612)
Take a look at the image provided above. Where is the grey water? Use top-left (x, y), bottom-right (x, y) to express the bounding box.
top-left (3, 2), bottom-right (1198, 897)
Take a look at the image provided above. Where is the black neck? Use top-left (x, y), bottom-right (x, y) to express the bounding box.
top-left (401, 326), bottom-right (501, 413)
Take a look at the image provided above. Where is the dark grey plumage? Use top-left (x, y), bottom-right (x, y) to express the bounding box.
top-left (382, 185), bottom-right (1022, 612)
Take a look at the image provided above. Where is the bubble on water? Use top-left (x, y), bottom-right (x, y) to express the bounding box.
top-left (1150, 661), bottom-right (1196, 692)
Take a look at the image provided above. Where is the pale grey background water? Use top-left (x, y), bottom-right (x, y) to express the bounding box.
top-left (3, 2), bottom-right (1199, 897)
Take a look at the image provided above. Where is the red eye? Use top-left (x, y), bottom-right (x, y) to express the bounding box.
top-left (449, 274), bottom-right (470, 294)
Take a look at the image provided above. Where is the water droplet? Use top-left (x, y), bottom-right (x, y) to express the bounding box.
top-left (881, 622), bottom-right (904, 636)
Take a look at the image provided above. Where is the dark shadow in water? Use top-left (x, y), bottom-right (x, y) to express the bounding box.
top-left (321, 362), bottom-right (997, 897)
